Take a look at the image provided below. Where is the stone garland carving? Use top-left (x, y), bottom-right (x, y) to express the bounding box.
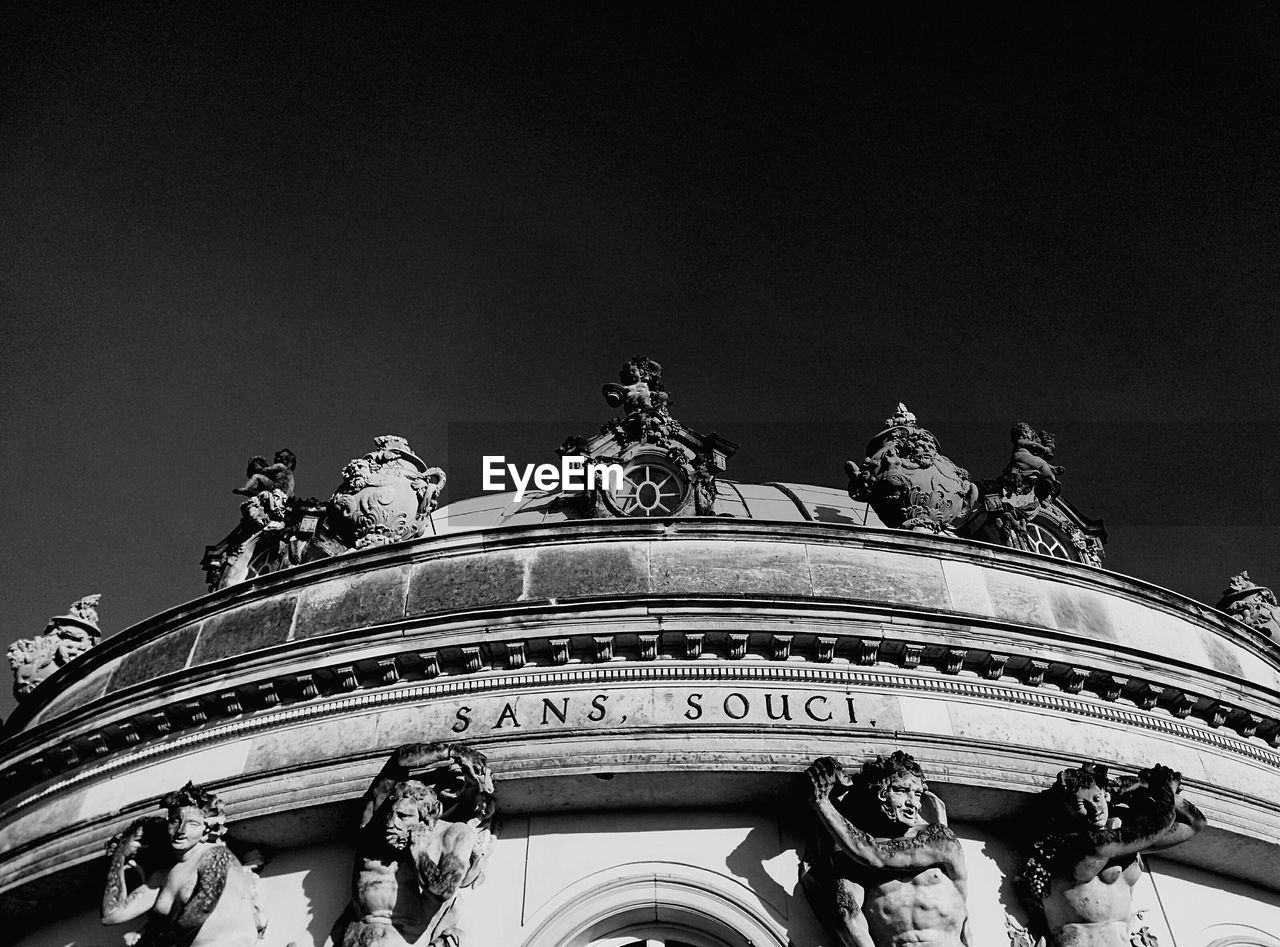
top-left (1017, 762), bottom-right (1205, 947)
top-left (7, 594), bottom-right (102, 701)
top-left (559, 356), bottom-right (734, 518)
top-left (803, 751), bottom-right (970, 947)
top-left (1215, 572), bottom-right (1280, 639)
top-left (335, 742), bottom-right (497, 947)
top-left (101, 781), bottom-right (267, 947)
top-left (845, 404), bottom-right (980, 532)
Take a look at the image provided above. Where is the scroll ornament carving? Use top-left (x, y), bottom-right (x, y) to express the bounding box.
top-left (7, 594), bottom-right (102, 701)
top-left (327, 435), bottom-right (447, 549)
top-left (1018, 761), bottom-right (1205, 947)
top-left (1215, 572), bottom-right (1280, 639)
top-left (337, 742), bottom-right (497, 947)
top-left (101, 782), bottom-right (266, 947)
top-left (845, 404), bottom-right (979, 531)
top-left (802, 751), bottom-right (969, 947)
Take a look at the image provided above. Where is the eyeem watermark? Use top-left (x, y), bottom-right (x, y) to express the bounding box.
top-left (483, 456), bottom-right (624, 502)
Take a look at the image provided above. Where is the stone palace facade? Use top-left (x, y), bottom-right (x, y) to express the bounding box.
top-left (2, 358), bottom-right (1278, 947)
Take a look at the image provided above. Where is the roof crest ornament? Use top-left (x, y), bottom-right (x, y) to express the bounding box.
top-left (7, 595), bottom-right (104, 701)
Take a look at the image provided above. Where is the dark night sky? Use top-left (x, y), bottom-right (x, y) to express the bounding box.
top-left (2, 3), bottom-right (1279, 719)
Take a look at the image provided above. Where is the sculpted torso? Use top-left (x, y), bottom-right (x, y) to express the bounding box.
top-left (154, 844), bottom-right (259, 947)
top-left (1028, 764), bottom-right (1206, 947)
top-left (345, 801), bottom-right (478, 947)
top-left (1042, 855), bottom-right (1141, 933)
top-left (839, 847), bottom-right (968, 947)
top-left (102, 800), bottom-right (263, 947)
top-left (806, 755), bottom-right (969, 947)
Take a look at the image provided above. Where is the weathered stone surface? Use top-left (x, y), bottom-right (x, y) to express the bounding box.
top-left (293, 566), bottom-right (410, 640)
top-left (244, 715), bottom-right (381, 773)
top-left (809, 545), bottom-right (949, 607)
top-left (526, 543), bottom-right (649, 600)
top-left (108, 624), bottom-right (201, 692)
top-left (650, 540), bottom-right (809, 596)
top-left (406, 552), bottom-right (526, 614)
top-left (983, 573), bottom-right (1052, 626)
top-left (1046, 586), bottom-right (1117, 641)
top-left (191, 594), bottom-right (298, 664)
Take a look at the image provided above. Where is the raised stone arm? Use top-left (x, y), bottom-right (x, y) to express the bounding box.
top-left (412, 819), bottom-right (479, 900)
top-left (102, 818), bottom-right (167, 925)
top-left (1067, 765), bottom-right (1191, 882)
top-left (358, 743), bottom-right (456, 829)
top-left (808, 758), bottom-right (960, 873)
top-left (1111, 765), bottom-right (1206, 852)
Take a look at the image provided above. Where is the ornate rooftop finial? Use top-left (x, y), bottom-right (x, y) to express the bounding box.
top-left (558, 356), bottom-right (738, 519)
top-left (885, 402), bottom-right (917, 428)
top-left (602, 355), bottom-right (671, 416)
top-left (1227, 571), bottom-right (1256, 595)
top-left (68, 593), bottom-right (101, 625)
top-left (1216, 571), bottom-right (1279, 638)
top-left (846, 405), bottom-right (977, 532)
top-left (325, 435), bottom-right (446, 549)
top-left (7, 595), bottom-right (104, 700)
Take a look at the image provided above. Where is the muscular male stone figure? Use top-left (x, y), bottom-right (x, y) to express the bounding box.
top-left (804, 752), bottom-right (969, 947)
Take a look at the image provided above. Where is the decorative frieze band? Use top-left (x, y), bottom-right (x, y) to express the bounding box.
top-left (4, 656), bottom-right (1279, 827)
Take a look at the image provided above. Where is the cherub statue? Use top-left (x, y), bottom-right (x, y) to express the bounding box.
top-left (1007, 423), bottom-right (1065, 489)
top-left (602, 355), bottom-right (671, 416)
top-left (803, 751), bottom-right (970, 947)
top-left (334, 743), bottom-right (497, 947)
top-left (1020, 762), bottom-right (1205, 947)
top-left (101, 782), bottom-right (266, 947)
top-left (233, 449), bottom-right (296, 497)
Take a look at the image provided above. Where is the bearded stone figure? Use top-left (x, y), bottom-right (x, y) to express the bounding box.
top-left (333, 743), bottom-right (497, 947)
top-left (803, 751), bottom-right (970, 947)
top-left (845, 405), bottom-right (979, 532)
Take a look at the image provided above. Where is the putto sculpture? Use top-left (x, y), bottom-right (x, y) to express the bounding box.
top-left (7, 594), bottom-right (102, 700)
top-left (233, 448), bottom-right (297, 499)
top-left (334, 742), bottom-right (497, 947)
top-left (1215, 572), bottom-right (1280, 639)
top-left (202, 449), bottom-right (323, 590)
top-left (1019, 762), bottom-right (1205, 947)
top-left (101, 781), bottom-right (266, 947)
top-left (845, 404), bottom-right (980, 532)
top-left (803, 752), bottom-right (970, 947)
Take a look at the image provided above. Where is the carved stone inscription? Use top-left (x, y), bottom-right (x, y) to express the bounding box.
top-left (434, 686), bottom-right (903, 735)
